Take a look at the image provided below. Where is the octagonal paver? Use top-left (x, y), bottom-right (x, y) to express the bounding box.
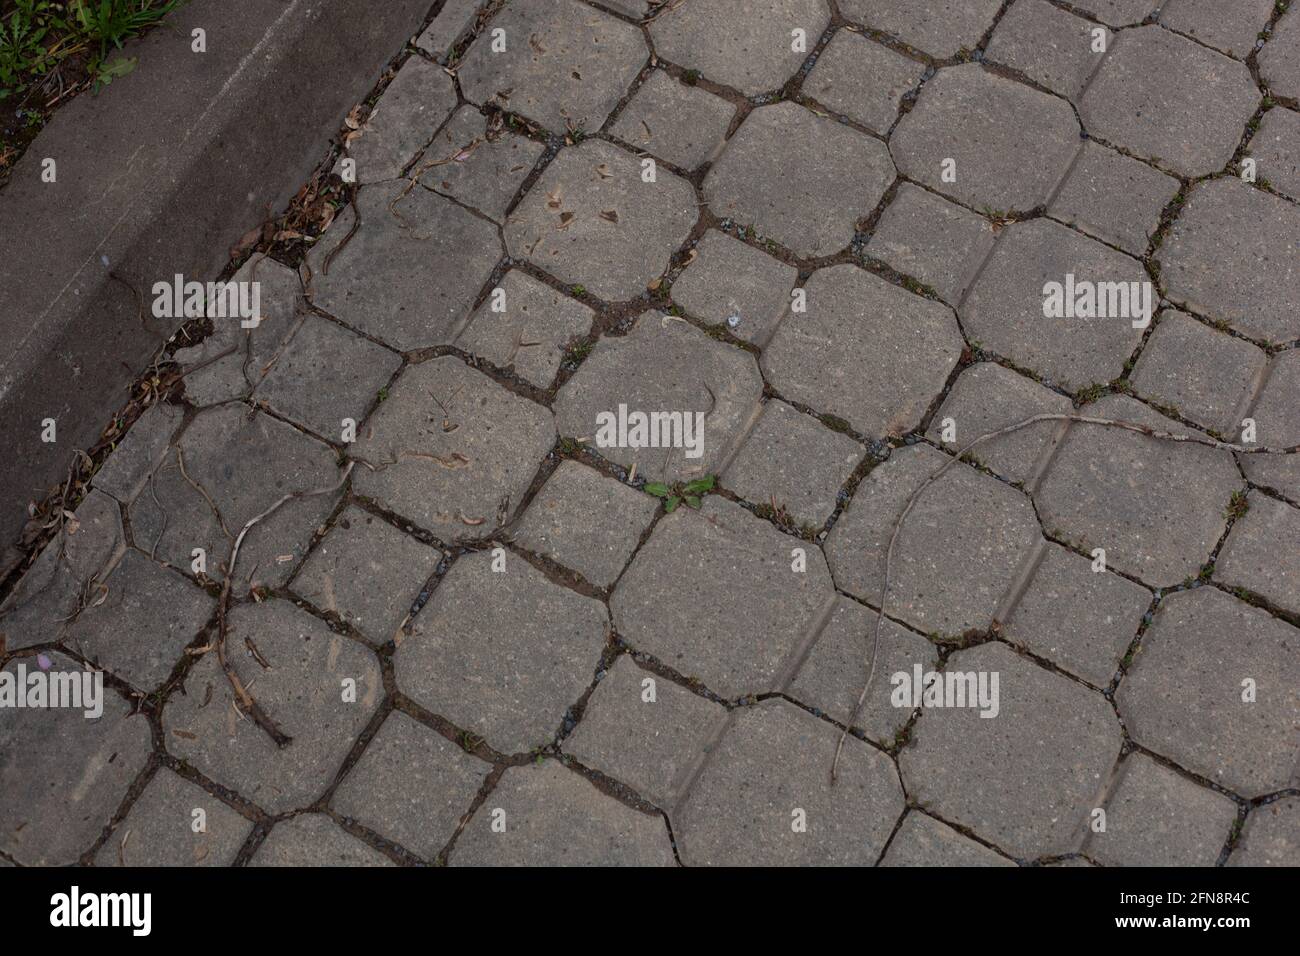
top-left (704, 102), bottom-right (894, 257)
top-left (1261, 10), bottom-right (1300, 101)
top-left (881, 812), bottom-right (1014, 867)
top-left (1240, 349), bottom-right (1300, 502)
top-left (95, 768), bottom-right (252, 867)
top-left (838, 0), bottom-right (1002, 59)
top-left (890, 64), bottom-right (1080, 214)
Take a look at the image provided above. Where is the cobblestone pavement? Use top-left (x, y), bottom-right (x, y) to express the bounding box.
top-left (2, 0), bottom-right (1298, 867)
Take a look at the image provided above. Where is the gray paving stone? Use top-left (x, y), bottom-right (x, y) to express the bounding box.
top-left (901, 642), bottom-right (1122, 859)
top-left (890, 64), bottom-right (1080, 214)
top-left (562, 655), bottom-right (728, 808)
top-left (722, 399), bottom-right (865, 529)
top-left (91, 402), bottom-right (184, 505)
top-left (1049, 141), bottom-right (1180, 257)
top-left (345, 55), bottom-right (457, 183)
top-left (129, 405), bottom-right (343, 590)
top-left (1067, 0), bottom-right (1160, 28)
top-left (292, 506), bottom-right (443, 641)
top-left (1240, 349), bottom-right (1300, 502)
top-left (0, 651), bottom-right (152, 865)
top-left (961, 218), bottom-right (1149, 390)
top-left (1230, 798), bottom-right (1300, 867)
top-left (1247, 107), bottom-right (1300, 203)
top-left (416, 0), bottom-right (480, 60)
top-left (1261, 9), bottom-right (1300, 101)
top-left (254, 315), bottom-right (401, 441)
top-left (505, 139), bottom-right (697, 301)
top-left (66, 551), bottom-right (213, 690)
top-left (95, 768), bottom-right (252, 867)
top-left (864, 182), bottom-right (996, 305)
top-left (673, 699), bottom-right (904, 866)
top-left (1080, 26), bottom-right (1259, 177)
top-left (670, 229), bottom-right (797, 347)
top-left (452, 759), bottom-right (674, 866)
top-left (418, 104), bottom-right (547, 222)
top-left (648, 0), bottom-right (830, 96)
top-left (352, 357), bottom-right (555, 542)
top-left (1035, 395), bottom-right (1243, 587)
top-left (609, 70), bottom-right (735, 170)
top-left (802, 29), bottom-right (925, 134)
top-left (455, 269), bottom-right (594, 389)
top-left (307, 181), bottom-right (501, 352)
top-left (825, 444), bottom-right (1042, 637)
top-left (924, 362), bottom-right (1074, 486)
top-left (458, 0), bottom-right (647, 133)
top-left (1117, 587), bottom-right (1300, 797)
top-left (331, 710), bottom-right (491, 860)
top-left (164, 600), bottom-right (382, 814)
top-left (596, 0), bottom-right (650, 17)
top-left (787, 595), bottom-right (939, 745)
top-left (1004, 542), bottom-right (1150, 688)
top-left (399, 551), bottom-right (607, 754)
top-left (838, 0), bottom-right (1002, 59)
top-left (704, 101), bottom-right (894, 257)
top-left (611, 497), bottom-right (835, 698)
top-left (250, 815), bottom-right (394, 866)
top-left (986, 0), bottom-right (1108, 101)
top-left (762, 264), bottom-right (963, 437)
top-left (1216, 491), bottom-right (1300, 616)
top-left (881, 811), bottom-right (1014, 867)
top-left (514, 460), bottom-right (657, 588)
top-left (1130, 310), bottom-right (1268, 435)
top-left (1161, 0), bottom-right (1276, 60)
top-left (1085, 752), bottom-right (1236, 867)
top-left (552, 311), bottom-right (764, 483)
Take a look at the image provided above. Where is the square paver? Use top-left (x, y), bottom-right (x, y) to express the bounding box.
top-left (416, 0), bottom-right (480, 60)
top-left (986, 0), bottom-right (1109, 101)
top-left (802, 29), bottom-right (925, 134)
top-left (1261, 10), bottom-right (1300, 101)
top-left (609, 70), bottom-right (735, 170)
top-left (1240, 349), bottom-right (1300, 502)
top-left (881, 812), bottom-right (1014, 867)
top-left (1230, 798), bottom-right (1300, 867)
top-left (1215, 491), bottom-right (1300, 617)
top-left (95, 768), bottom-right (252, 867)
top-left (1068, 0), bottom-right (1160, 28)
top-left (1159, 0), bottom-right (1276, 60)
top-left (345, 55), bottom-right (457, 183)
top-left (1049, 141), bottom-right (1180, 257)
top-left (91, 402), bottom-right (184, 505)
top-left (670, 229), bottom-right (797, 347)
top-left (250, 815), bottom-right (393, 866)
top-left (838, 0), bottom-right (1002, 59)
top-left (418, 104), bottom-right (547, 222)
top-left (1246, 107), bottom-right (1300, 203)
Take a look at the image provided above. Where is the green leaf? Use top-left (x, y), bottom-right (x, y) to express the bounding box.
top-left (684, 495), bottom-right (701, 509)
top-left (643, 482), bottom-right (671, 498)
top-left (664, 496), bottom-right (680, 513)
top-left (682, 475), bottom-right (715, 495)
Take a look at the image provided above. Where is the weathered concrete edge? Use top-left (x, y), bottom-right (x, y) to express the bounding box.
top-left (0, 0), bottom-right (433, 565)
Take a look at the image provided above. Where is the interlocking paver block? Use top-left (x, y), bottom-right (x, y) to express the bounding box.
top-left (762, 264), bottom-right (963, 437)
top-left (1049, 141), bottom-right (1180, 257)
top-left (250, 815), bottom-right (394, 866)
top-left (864, 182), bottom-right (996, 305)
top-left (164, 600), bottom-right (381, 814)
top-left (1230, 798), bottom-right (1300, 867)
top-left (890, 64), bottom-right (1080, 213)
top-left (0, 652), bottom-right (152, 865)
top-left (453, 759), bottom-right (674, 866)
top-left (1240, 349), bottom-right (1300, 502)
top-left (961, 219), bottom-right (1149, 390)
top-left (1085, 752), bottom-right (1236, 867)
top-left (398, 551), bottom-right (607, 754)
top-left (787, 596), bottom-right (938, 745)
top-left (723, 400), bottom-right (865, 529)
top-left (1080, 26), bottom-right (1259, 177)
top-left (1247, 108), bottom-right (1300, 203)
top-left (458, 0), bottom-right (647, 133)
top-left (66, 551), bottom-right (213, 690)
top-left (353, 357), bottom-right (555, 542)
top-left (91, 401), bottom-right (183, 504)
top-left (902, 642), bottom-right (1122, 859)
top-left (1161, 0), bottom-right (1276, 59)
top-left (307, 181), bottom-right (501, 352)
top-left (514, 460), bottom-right (657, 588)
top-left (1130, 310), bottom-right (1268, 436)
top-left (881, 811), bottom-right (1014, 867)
top-left (674, 699), bottom-right (904, 866)
top-left (418, 104), bottom-right (547, 222)
top-left (612, 497), bottom-right (834, 698)
top-left (292, 506), bottom-right (443, 641)
top-left (704, 102), bottom-right (894, 257)
top-left (1261, 10), bottom-right (1300, 101)
top-left (986, 0), bottom-right (1108, 101)
top-left (826, 444), bottom-right (1041, 637)
top-left (1003, 542), bottom-right (1149, 688)
top-left (345, 55), bottom-right (457, 183)
top-left (924, 362), bottom-right (1074, 486)
top-left (648, 0), bottom-right (830, 96)
top-left (506, 140), bottom-right (697, 301)
top-left (609, 70), bottom-right (735, 170)
top-left (1035, 395), bottom-right (1243, 587)
top-left (598, 0), bottom-right (651, 18)
top-left (1068, 0), bottom-right (1159, 28)
top-left (803, 29), bottom-right (925, 134)
top-left (331, 710), bottom-right (491, 860)
top-left (416, 0), bottom-right (480, 60)
top-left (563, 655), bottom-right (728, 808)
top-left (670, 229), bottom-right (797, 347)
top-left (1216, 492), bottom-right (1300, 616)
top-left (553, 311), bottom-right (763, 483)
top-left (838, 0), bottom-right (1002, 59)
top-left (95, 768), bottom-right (252, 867)
top-left (1118, 587), bottom-right (1300, 797)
